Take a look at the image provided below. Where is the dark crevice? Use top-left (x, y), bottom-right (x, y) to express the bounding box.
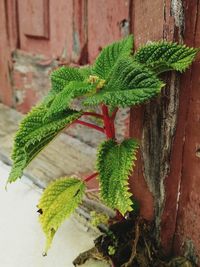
top-left (15, 0), bottom-right (20, 49)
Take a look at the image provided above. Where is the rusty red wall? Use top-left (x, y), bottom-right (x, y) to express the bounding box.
top-left (0, 0), bottom-right (200, 262)
top-left (172, 1), bottom-right (200, 261)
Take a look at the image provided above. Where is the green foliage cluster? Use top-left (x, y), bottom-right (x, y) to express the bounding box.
top-left (7, 35), bottom-right (199, 252)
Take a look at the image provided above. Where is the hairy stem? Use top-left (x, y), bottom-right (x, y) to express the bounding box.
top-left (75, 120), bottom-right (105, 133)
top-left (84, 172), bottom-right (98, 182)
top-left (86, 188), bottom-right (99, 193)
top-left (101, 104), bottom-right (116, 139)
top-left (83, 112), bottom-right (103, 119)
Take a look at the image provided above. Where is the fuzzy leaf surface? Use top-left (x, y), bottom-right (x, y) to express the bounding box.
top-left (79, 65), bottom-right (93, 78)
top-left (84, 58), bottom-right (164, 108)
top-left (46, 81), bottom-right (95, 116)
top-left (50, 66), bottom-right (84, 94)
top-left (38, 177), bottom-right (85, 252)
top-left (93, 35), bottom-right (134, 79)
top-left (8, 105), bottom-right (82, 183)
top-left (97, 138), bottom-right (139, 215)
top-left (134, 42), bottom-right (199, 73)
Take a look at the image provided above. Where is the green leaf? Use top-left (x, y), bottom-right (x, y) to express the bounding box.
top-left (46, 81), bottom-right (95, 117)
top-left (50, 66), bottom-right (84, 94)
top-left (38, 177), bottom-right (85, 253)
top-left (84, 58), bottom-right (165, 108)
top-left (79, 65), bottom-right (93, 78)
top-left (8, 105), bottom-right (82, 183)
top-left (97, 138), bottom-right (139, 215)
top-left (134, 41), bottom-right (199, 73)
top-left (93, 35), bottom-right (134, 79)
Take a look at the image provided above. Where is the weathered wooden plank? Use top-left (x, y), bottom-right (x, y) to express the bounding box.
top-left (0, 0), bottom-right (13, 106)
top-left (87, 0), bottom-right (130, 63)
top-left (130, 0), bottom-right (168, 222)
top-left (0, 104), bottom-right (96, 188)
top-left (161, 0), bottom-right (200, 255)
top-left (6, 0), bottom-right (19, 51)
top-left (71, 0), bottom-right (88, 64)
top-left (23, 0), bottom-right (49, 39)
top-left (18, 0), bottom-right (73, 61)
top-left (130, 0), bottom-right (184, 251)
top-left (172, 1), bottom-right (200, 261)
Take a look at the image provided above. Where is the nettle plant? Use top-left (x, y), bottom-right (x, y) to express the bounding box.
top-left (8, 35), bottom-right (199, 254)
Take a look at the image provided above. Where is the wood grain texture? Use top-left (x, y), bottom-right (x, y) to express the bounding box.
top-left (23, 0), bottom-right (49, 39)
top-left (130, 0), bottom-right (184, 249)
top-left (87, 0), bottom-right (130, 63)
top-left (0, 0), bottom-right (13, 106)
top-left (171, 1), bottom-right (200, 261)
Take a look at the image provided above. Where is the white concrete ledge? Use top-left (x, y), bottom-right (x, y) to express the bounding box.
top-left (0, 161), bottom-right (109, 267)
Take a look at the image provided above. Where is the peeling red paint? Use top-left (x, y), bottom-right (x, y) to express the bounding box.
top-left (16, 89), bottom-right (38, 113)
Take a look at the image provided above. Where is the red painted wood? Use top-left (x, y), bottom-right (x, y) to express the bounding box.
top-left (160, 0), bottom-right (200, 254)
top-left (172, 1), bottom-right (200, 258)
top-left (129, 0), bottom-right (166, 221)
top-left (23, 0), bottom-right (49, 39)
top-left (129, 106), bottom-right (154, 220)
top-left (87, 0), bottom-right (130, 63)
top-left (6, 0), bottom-right (19, 51)
top-left (18, 0), bottom-right (73, 60)
top-left (0, 0), bottom-right (13, 106)
top-left (174, 60), bottom-right (200, 257)
top-left (132, 0), bottom-right (165, 48)
top-left (72, 0), bottom-right (88, 64)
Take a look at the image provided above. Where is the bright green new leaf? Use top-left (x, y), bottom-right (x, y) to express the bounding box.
top-left (84, 58), bottom-right (165, 108)
top-left (50, 66), bottom-right (84, 94)
top-left (134, 41), bottom-right (199, 73)
top-left (8, 105), bottom-right (82, 183)
top-left (97, 138), bottom-right (139, 215)
top-left (93, 35), bottom-right (134, 79)
top-left (38, 177), bottom-right (85, 253)
top-left (46, 81), bottom-right (95, 117)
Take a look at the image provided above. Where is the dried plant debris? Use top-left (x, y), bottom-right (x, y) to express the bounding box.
top-left (73, 216), bottom-right (196, 267)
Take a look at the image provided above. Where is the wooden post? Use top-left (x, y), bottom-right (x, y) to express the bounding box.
top-left (0, 0), bottom-right (13, 106)
top-left (129, 0), bottom-right (186, 254)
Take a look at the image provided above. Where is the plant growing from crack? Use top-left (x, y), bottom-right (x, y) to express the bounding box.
top-left (7, 35), bottom-right (199, 265)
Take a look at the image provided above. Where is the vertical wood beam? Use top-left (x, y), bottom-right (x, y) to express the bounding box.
top-left (171, 1), bottom-right (200, 261)
top-left (72, 0), bottom-right (88, 64)
top-left (0, 0), bottom-right (13, 106)
top-left (129, 0), bottom-right (185, 253)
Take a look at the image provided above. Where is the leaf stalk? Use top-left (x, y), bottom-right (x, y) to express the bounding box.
top-left (101, 104), bottom-right (116, 139)
top-left (75, 120), bottom-right (105, 133)
top-left (84, 172), bottom-right (98, 182)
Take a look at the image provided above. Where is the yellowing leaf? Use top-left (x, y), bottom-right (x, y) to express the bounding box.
top-left (38, 177), bottom-right (85, 253)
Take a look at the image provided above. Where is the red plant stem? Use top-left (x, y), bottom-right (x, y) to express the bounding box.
top-left (86, 188), bottom-right (99, 193)
top-left (115, 210), bottom-right (124, 220)
top-left (83, 112), bottom-right (103, 119)
top-left (84, 172), bottom-right (98, 182)
top-left (75, 120), bottom-right (105, 133)
top-left (101, 104), bottom-right (115, 139)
